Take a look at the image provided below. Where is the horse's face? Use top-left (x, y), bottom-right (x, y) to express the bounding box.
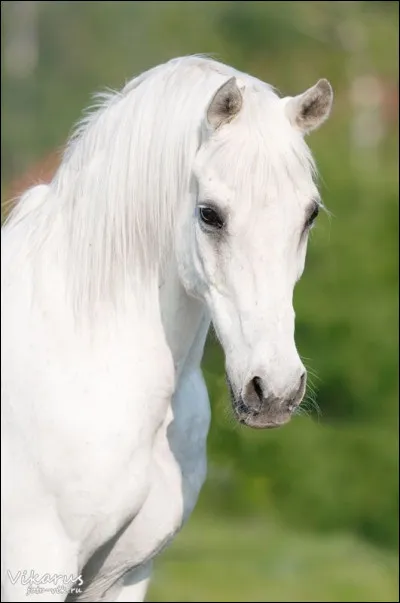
top-left (179, 77), bottom-right (333, 428)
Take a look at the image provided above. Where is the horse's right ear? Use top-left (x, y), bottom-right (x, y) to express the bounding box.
top-left (207, 77), bottom-right (243, 130)
top-left (283, 79), bottom-right (333, 134)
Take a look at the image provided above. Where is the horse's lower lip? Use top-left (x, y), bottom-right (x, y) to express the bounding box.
top-left (243, 419), bottom-right (284, 429)
top-left (234, 404), bottom-right (292, 429)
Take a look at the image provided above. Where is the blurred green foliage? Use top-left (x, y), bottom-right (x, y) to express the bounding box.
top-left (1, 1), bottom-right (398, 599)
top-left (148, 517), bottom-right (398, 602)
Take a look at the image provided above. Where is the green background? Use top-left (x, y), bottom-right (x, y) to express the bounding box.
top-left (1, 2), bottom-right (398, 601)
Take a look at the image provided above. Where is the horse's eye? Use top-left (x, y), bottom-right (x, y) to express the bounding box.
top-left (306, 204), bottom-right (320, 229)
top-left (198, 206), bottom-right (224, 230)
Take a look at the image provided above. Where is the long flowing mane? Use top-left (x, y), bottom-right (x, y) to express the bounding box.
top-left (3, 56), bottom-right (315, 315)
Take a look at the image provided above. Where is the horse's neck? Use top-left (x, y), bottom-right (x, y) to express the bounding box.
top-left (159, 260), bottom-right (210, 382)
top-left (8, 184), bottom-right (209, 382)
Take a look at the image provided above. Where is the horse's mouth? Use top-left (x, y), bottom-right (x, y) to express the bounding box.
top-left (232, 399), bottom-right (293, 429)
top-left (234, 407), bottom-right (292, 429)
top-left (226, 373), bottom-right (295, 430)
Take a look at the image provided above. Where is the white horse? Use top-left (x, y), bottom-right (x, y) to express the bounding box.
top-left (1, 56), bottom-right (333, 602)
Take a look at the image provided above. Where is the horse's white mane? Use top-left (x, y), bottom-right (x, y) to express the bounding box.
top-left (4, 56), bottom-right (316, 314)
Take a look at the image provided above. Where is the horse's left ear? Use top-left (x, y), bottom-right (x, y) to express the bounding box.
top-left (207, 77), bottom-right (243, 130)
top-left (283, 79), bottom-right (333, 134)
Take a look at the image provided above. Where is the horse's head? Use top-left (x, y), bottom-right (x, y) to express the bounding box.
top-left (178, 74), bottom-right (333, 428)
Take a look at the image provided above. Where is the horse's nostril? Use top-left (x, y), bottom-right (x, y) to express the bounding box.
top-left (289, 372), bottom-right (307, 409)
top-left (252, 376), bottom-right (264, 403)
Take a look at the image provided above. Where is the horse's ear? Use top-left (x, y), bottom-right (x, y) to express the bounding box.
top-left (283, 79), bottom-right (333, 134)
top-left (207, 77), bottom-right (243, 130)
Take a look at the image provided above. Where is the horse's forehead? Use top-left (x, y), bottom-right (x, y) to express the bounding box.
top-left (196, 124), bottom-right (316, 204)
top-left (195, 148), bottom-right (317, 212)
